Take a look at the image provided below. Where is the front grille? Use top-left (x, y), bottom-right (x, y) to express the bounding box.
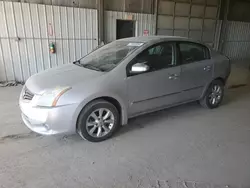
top-left (23, 87), bottom-right (34, 101)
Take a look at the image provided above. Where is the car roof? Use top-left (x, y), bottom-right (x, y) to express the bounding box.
top-left (117, 35), bottom-right (202, 44)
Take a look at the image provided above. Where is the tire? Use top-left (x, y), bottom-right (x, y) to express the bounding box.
top-left (200, 80), bottom-right (224, 109)
top-left (77, 99), bottom-right (120, 142)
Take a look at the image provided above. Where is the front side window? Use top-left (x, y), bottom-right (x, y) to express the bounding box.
top-left (148, 45), bottom-right (164, 55)
top-left (75, 41), bottom-right (144, 72)
top-left (128, 42), bottom-right (175, 75)
top-left (179, 42), bottom-right (210, 64)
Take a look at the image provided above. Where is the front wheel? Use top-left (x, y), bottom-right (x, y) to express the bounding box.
top-left (200, 80), bottom-right (224, 109)
top-left (77, 100), bottom-right (120, 142)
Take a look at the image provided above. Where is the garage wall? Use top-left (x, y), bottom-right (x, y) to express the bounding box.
top-left (219, 0), bottom-right (250, 61)
top-left (104, 11), bottom-right (156, 43)
top-left (157, 0), bottom-right (220, 47)
top-left (221, 21), bottom-right (250, 60)
top-left (0, 0), bottom-right (97, 9)
top-left (227, 0), bottom-right (250, 22)
top-left (0, 1), bottom-right (98, 82)
top-left (104, 0), bottom-right (154, 14)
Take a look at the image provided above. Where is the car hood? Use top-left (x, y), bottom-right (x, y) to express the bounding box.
top-left (25, 64), bottom-right (105, 94)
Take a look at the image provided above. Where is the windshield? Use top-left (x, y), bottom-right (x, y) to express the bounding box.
top-left (76, 41), bottom-right (144, 72)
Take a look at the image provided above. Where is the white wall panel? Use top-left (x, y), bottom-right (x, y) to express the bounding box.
top-left (175, 3), bottom-right (190, 16)
top-left (189, 31), bottom-right (202, 40)
top-left (191, 5), bottom-right (204, 17)
top-left (53, 6), bottom-right (61, 39)
top-left (104, 11), bottom-right (156, 43)
top-left (26, 39), bottom-right (37, 75)
top-left (202, 31), bottom-right (214, 42)
top-left (30, 4), bottom-right (40, 38)
top-left (205, 6), bottom-right (217, 19)
top-left (0, 38), bottom-right (6, 81)
top-left (174, 17), bottom-right (189, 29)
top-left (34, 39), bottom-right (44, 72)
top-left (157, 0), bottom-right (220, 49)
top-left (192, 0), bottom-right (206, 4)
top-left (21, 3), bottom-right (33, 38)
top-left (158, 1), bottom-right (174, 15)
top-left (10, 39), bottom-right (23, 81)
top-left (176, 0), bottom-right (189, 2)
top-left (190, 18), bottom-right (202, 29)
top-left (0, 2), bottom-right (8, 38)
top-left (174, 30), bottom-right (188, 37)
top-left (207, 0), bottom-right (219, 6)
top-left (1, 39), bottom-right (15, 81)
top-left (38, 5), bottom-right (48, 39)
top-left (204, 19), bottom-right (216, 30)
top-left (0, 1), bottom-right (98, 82)
top-left (13, 3), bottom-right (24, 38)
top-left (4, 2), bottom-right (16, 38)
top-left (55, 40), bottom-right (63, 67)
top-left (157, 29), bottom-right (173, 36)
top-left (158, 15), bottom-right (173, 29)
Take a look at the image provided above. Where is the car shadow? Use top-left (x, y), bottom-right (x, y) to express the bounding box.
top-left (116, 101), bottom-right (202, 138)
top-left (223, 85), bottom-right (250, 104)
top-left (116, 85), bottom-right (250, 138)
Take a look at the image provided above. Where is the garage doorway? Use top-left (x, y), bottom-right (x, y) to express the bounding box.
top-left (116, 20), bottom-right (135, 39)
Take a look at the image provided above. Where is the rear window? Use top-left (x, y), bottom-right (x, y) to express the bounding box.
top-left (179, 42), bottom-right (210, 64)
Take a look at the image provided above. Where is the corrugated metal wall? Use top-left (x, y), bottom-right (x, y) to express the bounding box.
top-left (221, 21), bottom-right (250, 60)
top-left (1, 0), bottom-right (97, 9)
top-left (104, 11), bottom-right (156, 43)
top-left (157, 0), bottom-right (220, 47)
top-left (0, 1), bottom-right (98, 82)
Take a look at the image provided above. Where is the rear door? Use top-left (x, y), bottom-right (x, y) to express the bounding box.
top-left (178, 42), bottom-right (213, 101)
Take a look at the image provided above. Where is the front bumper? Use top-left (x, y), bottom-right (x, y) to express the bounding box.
top-left (20, 100), bottom-right (78, 135)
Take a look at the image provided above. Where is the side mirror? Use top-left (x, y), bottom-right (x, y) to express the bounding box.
top-left (131, 63), bottom-right (149, 73)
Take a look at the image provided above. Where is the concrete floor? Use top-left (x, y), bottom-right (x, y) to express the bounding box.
top-left (0, 85), bottom-right (250, 188)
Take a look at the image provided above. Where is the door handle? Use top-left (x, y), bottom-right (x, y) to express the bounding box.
top-left (169, 74), bottom-right (179, 80)
top-left (204, 66), bottom-right (211, 71)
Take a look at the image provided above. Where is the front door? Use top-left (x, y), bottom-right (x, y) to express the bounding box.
top-left (127, 42), bottom-right (182, 117)
top-left (178, 42), bottom-right (213, 101)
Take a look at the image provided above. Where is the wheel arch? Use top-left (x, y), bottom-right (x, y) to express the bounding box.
top-left (201, 77), bottom-right (226, 99)
top-left (214, 77), bottom-right (226, 85)
top-left (73, 95), bottom-right (128, 131)
top-left (94, 96), bottom-right (123, 118)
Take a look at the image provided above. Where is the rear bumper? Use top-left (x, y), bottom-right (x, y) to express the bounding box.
top-left (20, 101), bottom-right (78, 135)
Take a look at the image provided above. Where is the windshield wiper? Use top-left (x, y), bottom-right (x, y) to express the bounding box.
top-left (73, 60), bottom-right (105, 72)
top-left (73, 60), bottom-right (81, 65)
top-left (81, 64), bottom-right (104, 72)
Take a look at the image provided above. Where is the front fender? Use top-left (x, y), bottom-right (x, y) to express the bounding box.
top-left (71, 92), bottom-right (129, 130)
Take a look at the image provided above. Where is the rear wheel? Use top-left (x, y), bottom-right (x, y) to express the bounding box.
top-left (77, 100), bottom-right (120, 142)
top-left (200, 80), bottom-right (224, 109)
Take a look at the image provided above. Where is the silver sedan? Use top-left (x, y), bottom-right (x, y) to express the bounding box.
top-left (19, 36), bottom-right (230, 142)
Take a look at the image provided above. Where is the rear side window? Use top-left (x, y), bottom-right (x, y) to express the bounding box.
top-left (179, 42), bottom-right (210, 64)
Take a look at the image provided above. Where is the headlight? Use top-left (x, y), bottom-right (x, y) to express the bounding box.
top-left (32, 87), bottom-right (71, 107)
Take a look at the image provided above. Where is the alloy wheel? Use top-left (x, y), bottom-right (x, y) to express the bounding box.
top-left (86, 108), bottom-right (115, 138)
top-left (208, 84), bottom-right (223, 106)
